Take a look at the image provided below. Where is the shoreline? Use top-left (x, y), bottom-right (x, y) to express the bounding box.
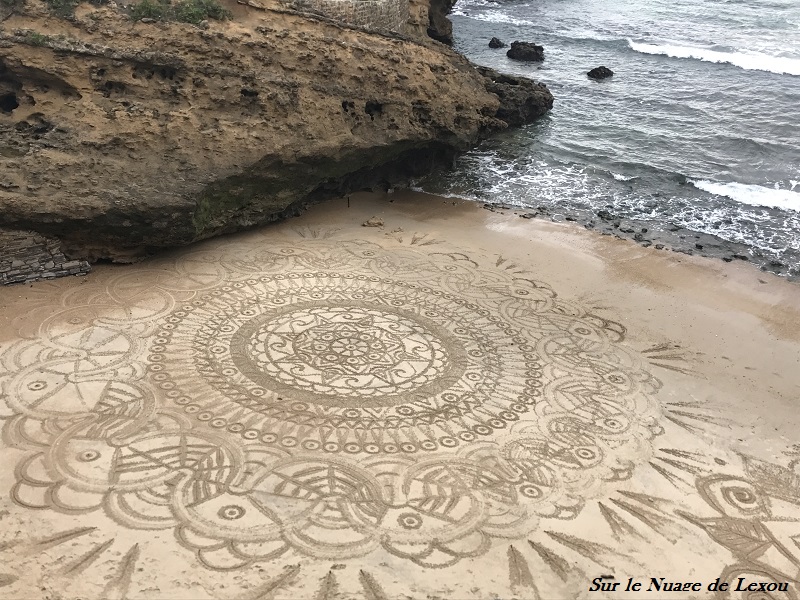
top-left (2, 186), bottom-right (796, 287)
top-left (5, 187), bottom-right (799, 344)
top-left (416, 187), bottom-right (798, 281)
top-left (446, 0), bottom-right (800, 282)
top-left (1, 188), bottom-right (799, 598)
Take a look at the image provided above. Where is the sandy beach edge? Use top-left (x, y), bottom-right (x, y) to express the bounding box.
top-left (0, 188), bottom-right (798, 599)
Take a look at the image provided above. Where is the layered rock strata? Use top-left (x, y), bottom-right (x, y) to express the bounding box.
top-left (0, 0), bottom-right (553, 268)
top-left (0, 229), bottom-right (91, 284)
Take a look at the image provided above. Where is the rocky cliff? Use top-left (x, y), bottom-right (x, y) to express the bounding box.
top-left (0, 0), bottom-right (552, 263)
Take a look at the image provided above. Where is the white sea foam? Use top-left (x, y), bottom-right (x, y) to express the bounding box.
top-left (628, 40), bottom-right (800, 76)
top-left (452, 9), bottom-right (535, 26)
top-left (691, 180), bottom-right (800, 211)
top-left (451, 0), bottom-right (496, 9)
top-left (611, 172), bottom-right (637, 181)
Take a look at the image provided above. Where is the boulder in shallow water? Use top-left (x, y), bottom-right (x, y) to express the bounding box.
top-left (489, 37), bottom-right (506, 48)
top-left (588, 66), bottom-right (614, 80)
top-left (507, 41), bottom-right (545, 62)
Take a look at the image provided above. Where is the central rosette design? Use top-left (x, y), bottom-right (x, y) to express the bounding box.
top-left (150, 272), bottom-right (544, 453)
top-left (236, 307), bottom-right (448, 398)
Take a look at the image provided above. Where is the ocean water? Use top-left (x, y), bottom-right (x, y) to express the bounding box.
top-left (418, 0), bottom-right (800, 274)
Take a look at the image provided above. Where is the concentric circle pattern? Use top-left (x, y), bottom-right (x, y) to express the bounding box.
top-left (240, 306), bottom-right (447, 395)
top-left (154, 273), bottom-right (545, 452)
top-left (0, 234), bottom-right (664, 568)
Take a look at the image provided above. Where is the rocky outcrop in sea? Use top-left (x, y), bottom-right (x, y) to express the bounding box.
top-left (507, 41), bottom-right (545, 61)
top-left (587, 66), bottom-right (614, 79)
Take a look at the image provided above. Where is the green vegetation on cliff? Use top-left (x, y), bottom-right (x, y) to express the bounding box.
top-left (41, 0), bottom-right (109, 16)
top-left (130, 0), bottom-right (230, 24)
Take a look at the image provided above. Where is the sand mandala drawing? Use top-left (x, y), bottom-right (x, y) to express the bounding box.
top-left (0, 234), bottom-right (669, 572)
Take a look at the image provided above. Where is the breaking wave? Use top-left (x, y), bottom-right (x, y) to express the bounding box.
top-left (627, 40), bottom-right (800, 76)
top-left (691, 180), bottom-right (800, 211)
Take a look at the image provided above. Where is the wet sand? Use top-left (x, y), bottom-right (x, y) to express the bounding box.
top-left (0, 190), bottom-right (798, 599)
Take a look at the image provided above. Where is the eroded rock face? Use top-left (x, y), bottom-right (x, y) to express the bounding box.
top-left (476, 66), bottom-right (553, 127)
top-left (425, 0), bottom-right (458, 44)
top-left (0, 0), bottom-right (552, 262)
top-left (488, 37), bottom-right (506, 49)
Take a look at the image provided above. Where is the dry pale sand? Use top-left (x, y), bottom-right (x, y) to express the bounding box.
top-left (0, 190), bottom-right (798, 600)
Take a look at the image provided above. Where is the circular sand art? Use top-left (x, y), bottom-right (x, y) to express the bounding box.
top-left (1, 235), bottom-right (663, 568)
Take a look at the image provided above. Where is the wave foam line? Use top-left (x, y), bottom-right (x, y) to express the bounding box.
top-left (628, 40), bottom-right (800, 76)
top-left (453, 9), bottom-right (536, 26)
top-left (691, 180), bottom-right (800, 211)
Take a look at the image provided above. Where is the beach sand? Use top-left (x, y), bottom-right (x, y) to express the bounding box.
top-left (0, 190), bottom-right (798, 599)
